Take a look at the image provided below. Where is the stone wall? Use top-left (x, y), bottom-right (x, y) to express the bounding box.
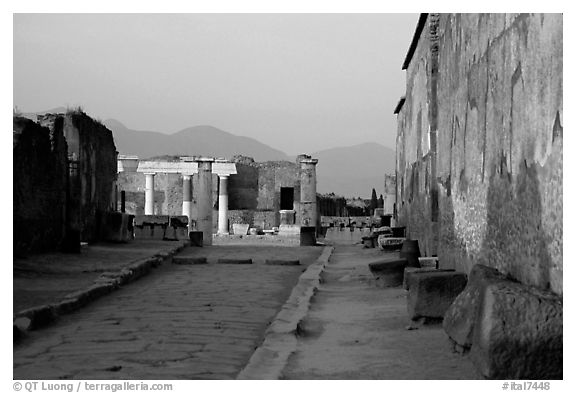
top-left (13, 117), bottom-right (68, 255)
top-left (14, 111), bottom-right (118, 254)
top-left (39, 112), bottom-right (118, 243)
top-left (396, 14), bottom-right (563, 294)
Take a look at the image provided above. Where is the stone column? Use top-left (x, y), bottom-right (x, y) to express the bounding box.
top-left (182, 174), bottom-right (193, 230)
top-left (196, 158), bottom-right (214, 245)
top-left (299, 158), bottom-right (318, 228)
top-left (217, 175), bottom-right (229, 234)
top-left (144, 173), bottom-right (155, 215)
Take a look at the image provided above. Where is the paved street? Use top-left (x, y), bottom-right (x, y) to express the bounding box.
top-left (14, 246), bottom-right (322, 380)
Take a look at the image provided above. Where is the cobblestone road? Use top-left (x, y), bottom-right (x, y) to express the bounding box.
top-left (14, 246), bottom-right (322, 380)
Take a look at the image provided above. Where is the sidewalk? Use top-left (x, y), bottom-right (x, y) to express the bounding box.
top-left (279, 244), bottom-right (481, 379)
top-left (13, 239), bottom-right (188, 332)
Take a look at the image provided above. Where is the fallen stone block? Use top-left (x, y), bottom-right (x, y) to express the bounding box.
top-left (218, 258), bottom-right (253, 264)
top-left (407, 271), bottom-right (467, 321)
top-left (173, 256), bottom-right (208, 265)
top-left (443, 264), bottom-right (507, 350)
top-left (265, 259), bottom-right (300, 266)
top-left (368, 258), bottom-right (407, 287)
top-left (470, 280), bottom-right (563, 379)
top-left (402, 267), bottom-right (454, 290)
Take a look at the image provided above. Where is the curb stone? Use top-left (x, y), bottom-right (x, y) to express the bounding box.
top-left (13, 241), bottom-right (187, 342)
top-left (236, 246), bottom-right (334, 380)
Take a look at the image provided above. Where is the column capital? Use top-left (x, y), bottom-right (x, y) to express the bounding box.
top-left (143, 172), bottom-right (156, 176)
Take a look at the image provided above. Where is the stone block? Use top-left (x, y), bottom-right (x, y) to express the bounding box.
top-left (169, 215), bottom-right (189, 228)
top-left (188, 231), bottom-right (203, 246)
top-left (300, 226), bottom-right (316, 246)
top-left (134, 215), bottom-right (170, 226)
top-left (164, 226), bottom-right (188, 241)
top-left (265, 259), bottom-right (300, 266)
top-left (443, 264), bottom-right (507, 349)
top-left (278, 224), bottom-right (301, 236)
top-left (218, 258), bottom-right (253, 264)
top-left (368, 258), bottom-right (407, 287)
top-left (173, 256), bottom-right (207, 265)
top-left (407, 271), bottom-right (467, 321)
top-left (134, 225), bottom-right (166, 240)
top-left (377, 236), bottom-right (405, 250)
top-left (232, 223), bottom-right (249, 235)
top-left (418, 257), bottom-right (439, 268)
top-left (470, 280), bottom-right (563, 379)
top-left (403, 267), bottom-right (454, 290)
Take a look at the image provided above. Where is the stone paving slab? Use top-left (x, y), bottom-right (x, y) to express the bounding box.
top-left (14, 246), bottom-right (323, 380)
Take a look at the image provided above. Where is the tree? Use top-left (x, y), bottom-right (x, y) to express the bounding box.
top-left (370, 188), bottom-right (378, 214)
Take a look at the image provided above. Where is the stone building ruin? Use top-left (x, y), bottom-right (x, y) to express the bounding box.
top-left (13, 110), bottom-right (118, 255)
top-left (116, 154), bottom-right (319, 243)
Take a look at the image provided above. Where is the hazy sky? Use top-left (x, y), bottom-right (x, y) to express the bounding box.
top-left (13, 13), bottom-right (418, 154)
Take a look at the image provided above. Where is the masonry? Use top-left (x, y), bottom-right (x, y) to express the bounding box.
top-left (395, 14), bottom-right (562, 295)
top-left (116, 154), bottom-right (319, 233)
top-left (13, 110), bottom-right (118, 255)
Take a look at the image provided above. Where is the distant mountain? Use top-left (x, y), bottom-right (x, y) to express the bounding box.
top-left (104, 119), bottom-right (290, 162)
top-left (312, 143), bottom-right (396, 198)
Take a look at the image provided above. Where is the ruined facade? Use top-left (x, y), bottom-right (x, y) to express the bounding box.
top-left (116, 154), bottom-right (319, 232)
top-left (395, 14), bottom-right (562, 294)
top-left (13, 111), bottom-right (118, 255)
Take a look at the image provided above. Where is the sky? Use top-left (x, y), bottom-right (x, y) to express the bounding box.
top-left (13, 13), bottom-right (418, 154)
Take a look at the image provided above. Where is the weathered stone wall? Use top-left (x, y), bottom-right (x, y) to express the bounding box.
top-left (13, 117), bottom-right (68, 255)
top-left (396, 14), bottom-right (440, 257)
top-left (39, 112), bottom-right (118, 243)
top-left (396, 14), bottom-right (563, 294)
top-left (14, 111), bottom-right (118, 253)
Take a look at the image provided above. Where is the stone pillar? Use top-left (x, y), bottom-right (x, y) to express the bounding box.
top-left (144, 173), bottom-right (155, 215)
top-left (182, 174), bottom-right (193, 230)
top-left (299, 158), bottom-right (318, 228)
top-left (196, 158), bottom-right (214, 245)
top-left (217, 175), bottom-right (229, 234)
